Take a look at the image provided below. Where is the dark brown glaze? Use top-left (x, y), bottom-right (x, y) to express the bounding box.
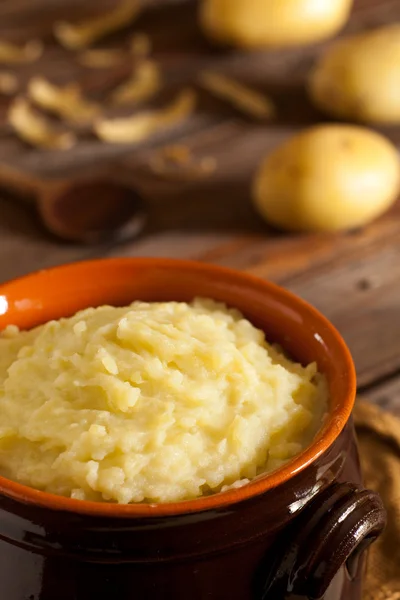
top-left (0, 420), bottom-right (385, 600)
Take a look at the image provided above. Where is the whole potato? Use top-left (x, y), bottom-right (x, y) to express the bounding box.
top-left (199, 0), bottom-right (353, 49)
top-left (309, 25), bottom-right (400, 124)
top-left (253, 125), bottom-right (400, 232)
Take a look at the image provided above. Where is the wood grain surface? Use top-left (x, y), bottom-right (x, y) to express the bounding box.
top-left (0, 0), bottom-right (400, 412)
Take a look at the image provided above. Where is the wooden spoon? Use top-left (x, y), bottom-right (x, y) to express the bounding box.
top-left (0, 162), bottom-right (147, 244)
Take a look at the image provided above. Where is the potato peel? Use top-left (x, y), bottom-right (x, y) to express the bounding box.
top-left (110, 61), bottom-right (161, 106)
top-left (0, 39), bottom-right (43, 64)
top-left (54, 0), bottom-right (141, 50)
top-left (159, 144), bottom-right (192, 165)
top-left (149, 145), bottom-right (217, 180)
top-left (8, 97), bottom-right (76, 150)
top-left (28, 77), bottom-right (101, 124)
top-left (77, 48), bottom-right (125, 69)
top-left (95, 88), bottom-right (196, 144)
top-left (130, 33), bottom-right (152, 57)
top-left (199, 71), bottom-right (275, 120)
top-left (0, 71), bottom-right (18, 95)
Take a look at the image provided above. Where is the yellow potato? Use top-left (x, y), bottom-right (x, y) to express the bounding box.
top-left (253, 125), bottom-right (400, 232)
top-left (199, 0), bottom-right (353, 48)
top-left (309, 25), bottom-right (400, 124)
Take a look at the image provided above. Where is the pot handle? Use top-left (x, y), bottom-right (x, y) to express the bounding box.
top-left (261, 482), bottom-right (386, 600)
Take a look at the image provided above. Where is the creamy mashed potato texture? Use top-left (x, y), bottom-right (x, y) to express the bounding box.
top-left (0, 299), bottom-right (328, 504)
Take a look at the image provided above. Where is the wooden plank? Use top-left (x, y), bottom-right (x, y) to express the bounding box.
top-left (282, 244), bottom-right (400, 389)
top-left (0, 0), bottom-right (187, 40)
top-left (0, 0), bottom-right (115, 41)
top-left (362, 376), bottom-right (400, 416)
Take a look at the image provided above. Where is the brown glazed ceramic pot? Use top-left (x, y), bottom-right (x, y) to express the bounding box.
top-left (0, 258), bottom-right (386, 600)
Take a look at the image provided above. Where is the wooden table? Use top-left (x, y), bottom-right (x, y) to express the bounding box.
top-left (1, 0), bottom-right (400, 414)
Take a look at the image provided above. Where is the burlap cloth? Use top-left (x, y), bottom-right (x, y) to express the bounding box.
top-left (355, 401), bottom-right (400, 600)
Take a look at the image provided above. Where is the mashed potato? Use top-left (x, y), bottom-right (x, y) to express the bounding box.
top-left (0, 299), bottom-right (327, 504)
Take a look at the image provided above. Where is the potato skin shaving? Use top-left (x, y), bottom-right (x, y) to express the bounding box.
top-left (95, 89), bottom-right (197, 144)
top-left (0, 40), bottom-right (43, 64)
top-left (130, 33), bottom-right (152, 57)
top-left (0, 71), bottom-right (18, 95)
top-left (54, 0), bottom-right (141, 50)
top-left (8, 97), bottom-right (76, 150)
top-left (28, 77), bottom-right (101, 124)
top-left (149, 145), bottom-right (217, 180)
top-left (199, 71), bottom-right (275, 120)
top-left (77, 49), bottom-right (125, 69)
top-left (110, 61), bottom-right (162, 106)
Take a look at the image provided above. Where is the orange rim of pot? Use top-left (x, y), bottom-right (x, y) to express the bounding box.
top-left (0, 258), bottom-right (356, 517)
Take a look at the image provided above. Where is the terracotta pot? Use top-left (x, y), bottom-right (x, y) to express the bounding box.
top-left (0, 258), bottom-right (386, 600)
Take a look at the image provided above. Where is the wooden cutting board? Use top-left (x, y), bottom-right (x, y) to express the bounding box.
top-left (1, 0), bottom-right (400, 411)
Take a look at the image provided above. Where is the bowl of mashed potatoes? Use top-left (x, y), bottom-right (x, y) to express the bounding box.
top-left (0, 258), bottom-right (385, 600)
